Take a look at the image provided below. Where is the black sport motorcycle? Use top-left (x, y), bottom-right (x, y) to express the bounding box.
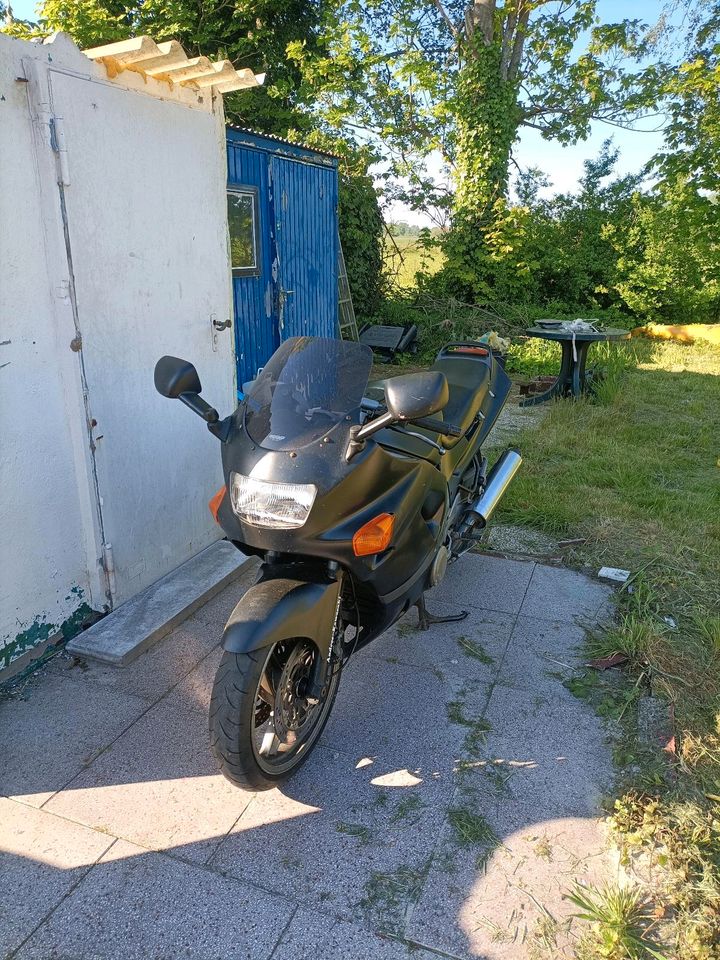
top-left (154, 336), bottom-right (521, 790)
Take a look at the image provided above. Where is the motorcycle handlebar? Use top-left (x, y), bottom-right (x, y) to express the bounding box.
top-left (359, 399), bottom-right (464, 439)
top-left (410, 416), bottom-right (464, 438)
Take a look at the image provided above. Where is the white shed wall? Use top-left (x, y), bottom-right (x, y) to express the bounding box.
top-left (0, 32), bottom-right (101, 670)
top-left (0, 32), bottom-right (235, 672)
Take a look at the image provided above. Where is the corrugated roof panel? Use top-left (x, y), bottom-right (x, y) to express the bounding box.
top-left (83, 36), bottom-right (264, 94)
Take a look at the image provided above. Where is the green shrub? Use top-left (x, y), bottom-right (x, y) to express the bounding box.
top-left (339, 170), bottom-right (385, 321)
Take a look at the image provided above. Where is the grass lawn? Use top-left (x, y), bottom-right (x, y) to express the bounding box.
top-left (495, 336), bottom-right (720, 959)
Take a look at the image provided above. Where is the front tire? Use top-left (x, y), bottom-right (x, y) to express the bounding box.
top-left (209, 641), bottom-right (340, 790)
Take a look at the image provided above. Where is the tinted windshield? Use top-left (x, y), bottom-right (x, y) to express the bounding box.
top-left (244, 337), bottom-right (373, 450)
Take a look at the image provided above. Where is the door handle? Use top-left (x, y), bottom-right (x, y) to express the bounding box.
top-left (210, 314), bottom-right (231, 352)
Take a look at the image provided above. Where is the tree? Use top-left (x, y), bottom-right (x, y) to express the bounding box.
top-left (609, 182), bottom-right (720, 323)
top-left (650, 1), bottom-right (719, 193)
top-left (614, 1), bottom-right (720, 324)
top-left (2, 0), bottom-right (328, 135)
top-left (291, 1), bottom-right (665, 300)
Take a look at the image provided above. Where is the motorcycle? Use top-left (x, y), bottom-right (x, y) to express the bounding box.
top-left (154, 336), bottom-right (521, 789)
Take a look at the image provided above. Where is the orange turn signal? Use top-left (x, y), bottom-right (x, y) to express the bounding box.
top-left (352, 513), bottom-right (394, 557)
top-left (208, 485), bottom-right (227, 524)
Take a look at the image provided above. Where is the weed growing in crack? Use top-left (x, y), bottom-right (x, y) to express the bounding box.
top-left (446, 698), bottom-right (492, 757)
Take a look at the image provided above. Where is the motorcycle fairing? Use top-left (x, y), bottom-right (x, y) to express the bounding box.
top-left (217, 433), bottom-right (448, 604)
top-left (213, 339), bottom-right (512, 650)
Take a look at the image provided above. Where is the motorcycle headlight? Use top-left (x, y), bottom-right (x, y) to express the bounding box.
top-left (229, 472), bottom-right (317, 529)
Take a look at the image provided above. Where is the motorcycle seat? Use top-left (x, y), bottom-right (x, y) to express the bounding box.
top-left (367, 354), bottom-right (491, 454)
top-left (428, 356), bottom-right (491, 447)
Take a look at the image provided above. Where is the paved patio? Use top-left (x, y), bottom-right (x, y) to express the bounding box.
top-left (1, 553), bottom-right (616, 959)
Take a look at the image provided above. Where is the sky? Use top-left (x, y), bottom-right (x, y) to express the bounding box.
top-left (8, 0), bottom-right (676, 224)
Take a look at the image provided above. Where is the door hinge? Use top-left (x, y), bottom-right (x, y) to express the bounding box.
top-left (49, 116), bottom-right (70, 186)
top-left (101, 542), bottom-right (117, 604)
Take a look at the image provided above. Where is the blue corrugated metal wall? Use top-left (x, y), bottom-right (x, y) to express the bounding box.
top-left (226, 130), bottom-right (339, 389)
top-left (271, 156), bottom-right (338, 341)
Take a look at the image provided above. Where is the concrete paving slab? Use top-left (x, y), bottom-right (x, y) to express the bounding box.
top-left (519, 563), bottom-right (613, 624)
top-left (0, 675), bottom-right (148, 807)
top-left (164, 643), bottom-right (223, 715)
top-left (212, 745), bottom-right (453, 932)
top-left (406, 812), bottom-right (611, 960)
top-left (2, 551), bottom-right (618, 960)
top-left (45, 698), bottom-right (252, 863)
top-left (15, 839), bottom-right (294, 960)
top-left (367, 604), bottom-right (514, 689)
top-left (67, 540), bottom-right (254, 666)
top-left (0, 797), bottom-right (114, 957)
top-left (436, 555), bottom-right (535, 616)
top-left (46, 616), bottom-right (220, 705)
top-left (478, 686), bottom-right (612, 822)
top-left (273, 908), bottom-right (437, 960)
top-left (320, 652), bottom-right (472, 775)
top-left (498, 615), bottom-right (588, 700)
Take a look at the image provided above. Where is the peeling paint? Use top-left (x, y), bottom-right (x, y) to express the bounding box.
top-left (1, 596), bottom-right (97, 673)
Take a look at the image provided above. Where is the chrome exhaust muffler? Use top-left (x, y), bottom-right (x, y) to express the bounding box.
top-left (468, 449), bottom-right (523, 527)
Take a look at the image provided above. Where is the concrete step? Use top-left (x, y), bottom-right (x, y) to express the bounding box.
top-left (67, 540), bottom-right (252, 666)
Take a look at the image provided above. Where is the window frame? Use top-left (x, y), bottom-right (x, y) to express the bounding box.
top-left (227, 186), bottom-right (261, 278)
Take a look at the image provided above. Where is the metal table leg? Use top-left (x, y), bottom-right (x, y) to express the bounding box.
top-left (520, 340), bottom-right (574, 407)
top-left (571, 341), bottom-right (591, 398)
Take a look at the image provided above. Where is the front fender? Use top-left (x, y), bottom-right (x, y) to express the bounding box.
top-left (221, 566), bottom-right (342, 660)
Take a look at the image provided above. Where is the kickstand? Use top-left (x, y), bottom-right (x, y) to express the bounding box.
top-left (415, 594), bottom-right (469, 631)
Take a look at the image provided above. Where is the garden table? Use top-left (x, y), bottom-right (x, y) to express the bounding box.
top-left (519, 323), bottom-right (631, 407)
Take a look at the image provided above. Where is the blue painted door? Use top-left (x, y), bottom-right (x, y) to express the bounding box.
top-left (270, 156), bottom-right (338, 341)
top-left (227, 140), bottom-right (339, 390)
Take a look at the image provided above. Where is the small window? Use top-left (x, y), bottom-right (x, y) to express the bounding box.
top-left (228, 189), bottom-right (260, 276)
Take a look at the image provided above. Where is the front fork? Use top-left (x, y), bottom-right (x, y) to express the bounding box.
top-left (306, 566), bottom-right (345, 700)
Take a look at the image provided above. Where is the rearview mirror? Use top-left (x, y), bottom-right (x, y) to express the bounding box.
top-left (384, 371), bottom-right (449, 422)
top-left (154, 356), bottom-right (202, 399)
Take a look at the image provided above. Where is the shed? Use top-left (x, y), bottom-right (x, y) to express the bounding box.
top-left (225, 128), bottom-right (340, 389)
top-left (1, 31), bottom-right (266, 675)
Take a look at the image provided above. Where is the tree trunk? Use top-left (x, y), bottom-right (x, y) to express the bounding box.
top-left (443, 18), bottom-right (522, 299)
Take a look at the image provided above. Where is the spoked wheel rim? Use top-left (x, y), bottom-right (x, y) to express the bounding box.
top-left (251, 639), bottom-right (338, 776)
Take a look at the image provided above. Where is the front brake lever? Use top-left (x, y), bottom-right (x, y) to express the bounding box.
top-left (388, 424), bottom-right (446, 456)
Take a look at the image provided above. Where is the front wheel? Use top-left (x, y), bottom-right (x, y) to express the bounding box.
top-left (209, 640), bottom-right (341, 790)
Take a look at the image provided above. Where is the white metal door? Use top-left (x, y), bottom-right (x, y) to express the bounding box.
top-left (49, 70), bottom-right (235, 606)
